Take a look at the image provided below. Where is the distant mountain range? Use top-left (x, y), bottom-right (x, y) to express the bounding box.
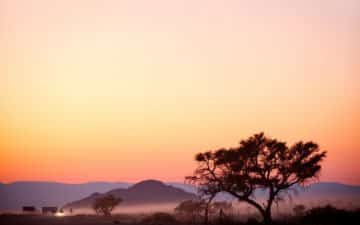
top-left (1, 180), bottom-right (360, 212)
top-left (0, 181), bottom-right (130, 211)
top-left (64, 180), bottom-right (196, 210)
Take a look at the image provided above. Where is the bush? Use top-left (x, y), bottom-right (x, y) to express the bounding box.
top-left (141, 212), bottom-right (178, 225)
top-left (302, 205), bottom-right (360, 225)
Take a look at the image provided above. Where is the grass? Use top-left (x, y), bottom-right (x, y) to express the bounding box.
top-left (0, 205), bottom-right (359, 225)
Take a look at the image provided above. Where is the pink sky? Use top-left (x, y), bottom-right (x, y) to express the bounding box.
top-left (0, 0), bottom-right (359, 184)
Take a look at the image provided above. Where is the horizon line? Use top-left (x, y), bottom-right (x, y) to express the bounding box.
top-left (1, 179), bottom-right (359, 187)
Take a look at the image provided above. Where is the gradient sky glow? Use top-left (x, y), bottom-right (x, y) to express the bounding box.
top-left (1, 0), bottom-right (359, 184)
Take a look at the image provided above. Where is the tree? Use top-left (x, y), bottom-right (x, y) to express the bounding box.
top-left (93, 194), bottom-right (122, 216)
top-left (203, 196), bottom-right (214, 225)
top-left (208, 201), bottom-right (233, 224)
top-left (211, 201), bottom-right (232, 217)
top-left (187, 133), bottom-right (326, 224)
top-left (175, 200), bottom-right (206, 224)
top-left (195, 175), bottom-right (220, 225)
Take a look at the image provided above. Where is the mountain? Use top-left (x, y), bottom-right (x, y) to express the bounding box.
top-left (64, 180), bottom-right (360, 212)
top-left (0, 181), bottom-right (130, 211)
top-left (1, 180), bottom-right (359, 212)
top-left (64, 180), bottom-right (197, 210)
top-left (299, 182), bottom-right (360, 196)
top-left (289, 182), bottom-right (360, 205)
top-left (169, 182), bottom-right (360, 206)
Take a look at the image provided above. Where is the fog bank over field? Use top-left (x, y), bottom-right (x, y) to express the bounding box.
top-left (66, 203), bottom-right (179, 215)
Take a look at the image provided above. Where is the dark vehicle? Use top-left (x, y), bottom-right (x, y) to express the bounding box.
top-left (42, 207), bottom-right (58, 215)
top-left (22, 206), bottom-right (37, 214)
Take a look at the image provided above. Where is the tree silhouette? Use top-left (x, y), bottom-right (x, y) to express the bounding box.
top-left (187, 133), bottom-right (326, 224)
top-left (197, 177), bottom-right (220, 225)
top-left (210, 201), bottom-right (233, 223)
top-left (175, 200), bottom-right (206, 224)
top-left (211, 201), bottom-right (232, 216)
top-left (93, 194), bottom-right (122, 216)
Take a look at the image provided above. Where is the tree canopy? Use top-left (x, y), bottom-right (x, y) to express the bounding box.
top-left (187, 132), bottom-right (326, 224)
top-left (93, 194), bottom-right (122, 216)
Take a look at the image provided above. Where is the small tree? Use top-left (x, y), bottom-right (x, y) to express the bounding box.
top-left (211, 201), bottom-right (233, 218)
top-left (93, 194), bottom-right (122, 216)
top-left (175, 200), bottom-right (206, 224)
top-left (187, 133), bottom-right (326, 224)
top-left (212, 201), bottom-right (232, 212)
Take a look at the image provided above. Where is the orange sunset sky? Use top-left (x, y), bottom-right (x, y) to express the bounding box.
top-left (0, 0), bottom-right (359, 184)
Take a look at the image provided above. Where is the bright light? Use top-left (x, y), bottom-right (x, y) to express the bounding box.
top-left (55, 212), bottom-right (65, 217)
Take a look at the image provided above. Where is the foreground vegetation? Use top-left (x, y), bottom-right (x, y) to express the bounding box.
top-left (187, 132), bottom-right (327, 224)
top-left (1, 205), bottom-right (359, 225)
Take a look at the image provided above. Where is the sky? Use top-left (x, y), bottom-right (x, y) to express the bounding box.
top-left (0, 0), bottom-right (359, 184)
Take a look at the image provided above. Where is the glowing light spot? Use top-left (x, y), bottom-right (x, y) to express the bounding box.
top-left (55, 212), bottom-right (65, 217)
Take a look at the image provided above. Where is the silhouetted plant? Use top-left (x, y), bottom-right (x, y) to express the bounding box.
top-left (302, 205), bottom-right (360, 225)
top-left (187, 132), bottom-right (327, 224)
top-left (175, 200), bottom-right (206, 224)
top-left (198, 180), bottom-right (218, 225)
top-left (211, 201), bottom-right (233, 224)
top-left (93, 194), bottom-right (122, 216)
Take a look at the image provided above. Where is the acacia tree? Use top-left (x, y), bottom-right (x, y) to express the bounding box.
top-left (93, 194), bottom-right (122, 216)
top-left (187, 133), bottom-right (326, 224)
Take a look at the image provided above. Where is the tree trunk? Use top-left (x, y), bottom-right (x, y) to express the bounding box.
top-left (262, 188), bottom-right (275, 224)
top-left (262, 209), bottom-right (272, 225)
top-left (204, 195), bottom-right (215, 225)
top-left (245, 199), bottom-right (272, 224)
top-left (219, 209), bottom-right (224, 224)
top-left (231, 192), bottom-right (274, 224)
top-left (204, 206), bottom-right (209, 225)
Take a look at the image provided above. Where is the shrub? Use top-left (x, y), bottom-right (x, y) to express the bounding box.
top-left (302, 205), bottom-right (360, 225)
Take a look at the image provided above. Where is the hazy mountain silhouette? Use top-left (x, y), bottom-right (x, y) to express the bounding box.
top-left (170, 182), bottom-right (360, 202)
top-left (0, 181), bottom-right (130, 211)
top-left (255, 182), bottom-right (360, 201)
top-left (64, 180), bottom-right (196, 210)
top-left (1, 180), bottom-right (359, 211)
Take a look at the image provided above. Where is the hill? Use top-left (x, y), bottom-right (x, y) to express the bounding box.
top-left (63, 180), bottom-right (196, 210)
top-left (0, 181), bottom-right (130, 211)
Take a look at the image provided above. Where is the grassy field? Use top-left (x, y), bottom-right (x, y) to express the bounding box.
top-left (0, 214), bottom-right (138, 225)
top-left (1, 205), bottom-right (359, 225)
